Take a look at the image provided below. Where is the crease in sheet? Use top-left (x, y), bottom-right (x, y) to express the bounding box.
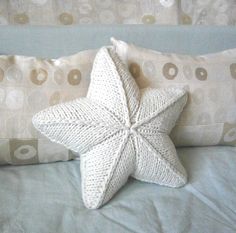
top-left (185, 185), bottom-right (236, 229)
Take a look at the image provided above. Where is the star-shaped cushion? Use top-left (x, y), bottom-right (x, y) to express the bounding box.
top-left (32, 47), bottom-right (188, 209)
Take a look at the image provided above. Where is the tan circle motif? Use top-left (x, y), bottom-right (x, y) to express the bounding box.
top-left (67, 69), bottom-right (81, 85)
top-left (14, 145), bottom-right (37, 160)
top-left (195, 67), bottom-right (207, 81)
top-left (182, 14), bottom-right (192, 25)
top-left (0, 68), bottom-right (4, 82)
top-left (142, 60), bottom-right (156, 77)
top-left (30, 68), bottom-right (48, 85)
top-left (14, 13), bottom-right (29, 24)
top-left (160, 0), bottom-right (175, 7)
top-left (129, 63), bottom-right (141, 79)
top-left (163, 63), bottom-right (178, 80)
top-left (230, 63), bottom-right (236, 79)
top-left (6, 66), bottom-right (23, 82)
top-left (59, 12), bottom-right (74, 25)
top-left (142, 15), bottom-right (156, 24)
top-left (49, 91), bottom-right (61, 106)
top-left (79, 3), bottom-right (93, 14)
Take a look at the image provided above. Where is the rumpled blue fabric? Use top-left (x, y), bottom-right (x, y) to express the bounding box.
top-left (0, 146), bottom-right (236, 233)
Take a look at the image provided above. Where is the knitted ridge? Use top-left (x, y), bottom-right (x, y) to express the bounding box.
top-left (32, 47), bottom-right (188, 209)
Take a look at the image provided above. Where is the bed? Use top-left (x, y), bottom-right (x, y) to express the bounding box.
top-left (0, 26), bottom-right (236, 233)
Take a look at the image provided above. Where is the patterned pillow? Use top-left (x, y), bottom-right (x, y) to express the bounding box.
top-left (0, 49), bottom-right (96, 165)
top-left (0, 0), bottom-right (180, 25)
top-left (112, 38), bottom-right (236, 146)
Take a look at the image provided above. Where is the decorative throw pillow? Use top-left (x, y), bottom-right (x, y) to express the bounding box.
top-left (0, 49), bottom-right (96, 165)
top-left (32, 47), bottom-right (187, 209)
top-left (111, 38), bottom-right (236, 147)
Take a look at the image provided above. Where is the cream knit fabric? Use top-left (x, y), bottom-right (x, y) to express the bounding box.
top-left (32, 47), bottom-right (188, 209)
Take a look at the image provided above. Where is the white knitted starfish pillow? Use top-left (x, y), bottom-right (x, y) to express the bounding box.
top-left (32, 47), bottom-right (188, 209)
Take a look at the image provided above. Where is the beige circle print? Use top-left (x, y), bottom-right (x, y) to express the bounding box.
top-left (30, 68), bottom-right (48, 85)
top-left (14, 145), bottom-right (37, 160)
top-left (129, 63), bottom-right (141, 79)
top-left (160, 0), bottom-right (175, 7)
top-left (6, 65), bottom-right (23, 82)
top-left (195, 67), bottom-right (208, 81)
top-left (142, 60), bottom-right (156, 77)
top-left (59, 12), bottom-right (74, 25)
top-left (230, 63), bottom-right (236, 79)
top-left (163, 63), bottom-right (178, 80)
top-left (79, 3), bottom-right (93, 15)
top-left (67, 69), bottom-right (81, 85)
top-left (181, 14), bottom-right (192, 25)
top-left (142, 15), bottom-right (156, 24)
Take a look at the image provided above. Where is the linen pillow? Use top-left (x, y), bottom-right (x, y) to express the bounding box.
top-left (0, 49), bottom-right (96, 165)
top-left (111, 38), bottom-right (236, 146)
top-left (32, 47), bottom-right (187, 209)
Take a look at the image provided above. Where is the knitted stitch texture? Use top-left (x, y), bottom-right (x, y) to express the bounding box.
top-left (32, 47), bottom-right (188, 209)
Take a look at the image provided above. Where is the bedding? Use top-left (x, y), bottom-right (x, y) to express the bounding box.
top-left (112, 38), bottom-right (236, 147)
top-left (0, 25), bottom-right (236, 232)
top-left (0, 49), bottom-right (96, 165)
top-left (0, 146), bottom-right (236, 232)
